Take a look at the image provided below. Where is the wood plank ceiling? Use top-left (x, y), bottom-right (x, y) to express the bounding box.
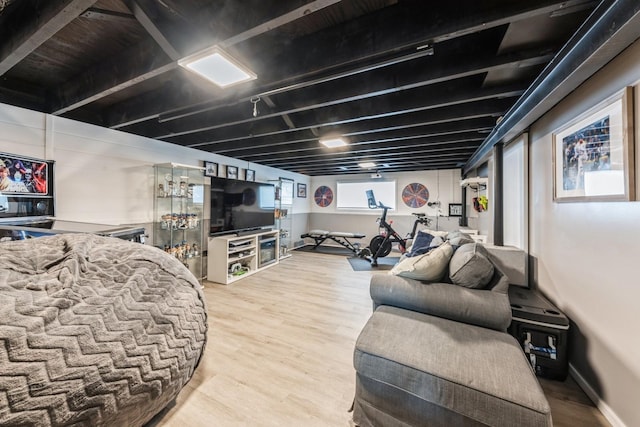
top-left (0, 0), bottom-right (600, 175)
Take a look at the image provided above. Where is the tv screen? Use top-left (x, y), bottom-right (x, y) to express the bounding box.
top-left (210, 178), bottom-right (276, 235)
top-left (1, 153), bottom-right (53, 196)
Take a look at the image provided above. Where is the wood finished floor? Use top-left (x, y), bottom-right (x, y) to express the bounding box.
top-left (151, 250), bottom-right (610, 427)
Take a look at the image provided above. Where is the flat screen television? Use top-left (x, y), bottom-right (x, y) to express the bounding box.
top-left (210, 177), bottom-right (276, 235)
top-left (1, 152), bottom-right (55, 220)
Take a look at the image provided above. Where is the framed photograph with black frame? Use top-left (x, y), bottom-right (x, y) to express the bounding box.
top-left (204, 161), bottom-right (218, 177)
top-left (448, 203), bottom-right (463, 216)
top-left (297, 183), bottom-right (307, 198)
top-left (226, 165), bottom-right (238, 180)
top-left (246, 169), bottom-right (255, 181)
top-left (552, 87), bottom-right (634, 202)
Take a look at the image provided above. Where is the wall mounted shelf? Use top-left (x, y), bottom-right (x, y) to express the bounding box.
top-left (460, 177), bottom-right (488, 191)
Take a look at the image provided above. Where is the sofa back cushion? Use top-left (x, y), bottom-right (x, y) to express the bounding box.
top-left (449, 243), bottom-right (494, 289)
top-left (390, 241), bottom-right (453, 282)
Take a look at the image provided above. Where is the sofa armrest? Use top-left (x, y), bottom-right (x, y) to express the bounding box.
top-left (370, 273), bottom-right (512, 331)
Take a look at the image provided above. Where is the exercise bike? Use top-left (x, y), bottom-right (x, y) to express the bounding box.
top-left (360, 190), bottom-right (432, 266)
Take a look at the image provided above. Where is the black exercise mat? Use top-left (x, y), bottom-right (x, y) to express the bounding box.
top-left (347, 256), bottom-right (399, 271)
top-left (295, 245), bottom-right (355, 256)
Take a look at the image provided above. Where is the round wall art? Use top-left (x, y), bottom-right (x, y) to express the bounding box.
top-left (314, 185), bottom-right (334, 207)
top-left (402, 183), bottom-right (429, 208)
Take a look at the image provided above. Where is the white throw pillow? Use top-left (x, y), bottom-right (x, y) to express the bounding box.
top-left (390, 242), bottom-right (454, 281)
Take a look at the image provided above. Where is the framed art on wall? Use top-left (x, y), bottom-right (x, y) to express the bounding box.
top-left (552, 87), bottom-right (634, 202)
top-left (448, 203), bottom-right (463, 216)
top-left (204, 161), bottom-right (217, 177)
top-left (246, 169), bottom-right (255, 181)
top-left (297, 183), bottom-right (307, 198)
top-left (279, 178), bottom-right (294, 205)
top-left (226, 165), bottom-right (238, 180)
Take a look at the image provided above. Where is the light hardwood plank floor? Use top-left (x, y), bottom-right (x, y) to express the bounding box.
top-left (150, 251), bottom-right (609, 427)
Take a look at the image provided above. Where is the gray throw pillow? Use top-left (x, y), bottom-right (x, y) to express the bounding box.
top-left (448, 242), bottom-right (494, 289)
top-left (390, 241), bottom-right (454, 282)
top-left (447, 230), bottom-right (475, 247)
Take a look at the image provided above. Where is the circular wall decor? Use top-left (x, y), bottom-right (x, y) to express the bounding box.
top-left (314, 185), bottom-right (334, 207)
top-left (402, 183), bottom-right (429, 208)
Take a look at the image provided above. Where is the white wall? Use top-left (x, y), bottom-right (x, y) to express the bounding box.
top-left (527, 39), bottom-right (640, 427)
top-left (308, 169), bottom-right (464, 240)
top-left (0, 103), bottom-right (310, 227)
top-left (503, 135), bottom-right (528, 249)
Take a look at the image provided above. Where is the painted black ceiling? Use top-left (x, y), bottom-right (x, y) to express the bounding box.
top-left (0, 0), bottom-right (605, 175)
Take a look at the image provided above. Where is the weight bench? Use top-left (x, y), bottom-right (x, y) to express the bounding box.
top-left (301, 229), bottom-right (366, 254)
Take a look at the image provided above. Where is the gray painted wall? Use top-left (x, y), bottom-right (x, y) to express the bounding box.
top-left (527, 38), bottom-right (640, 427)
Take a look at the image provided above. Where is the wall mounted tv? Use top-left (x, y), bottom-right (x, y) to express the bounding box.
top-left (1, 152), bottom-right (55, 220)
top-left (210, 177), bottom-right (276, 235)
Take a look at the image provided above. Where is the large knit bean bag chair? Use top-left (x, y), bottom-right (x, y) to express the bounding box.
top-left (0, 234), bottom-right (207, 426)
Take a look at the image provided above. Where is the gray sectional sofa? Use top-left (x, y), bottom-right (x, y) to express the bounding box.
top-left (352, 237), bottom-right (553, 427)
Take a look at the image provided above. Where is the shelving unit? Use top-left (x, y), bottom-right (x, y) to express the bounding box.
top-left (153, 163), bottom-right (205, 281)
top-left (460, 177), bottom-right (489, 193)
top-left (272, 178), bottom-right (294, 259)
top-left (207, 230), bottom-right (280, 285)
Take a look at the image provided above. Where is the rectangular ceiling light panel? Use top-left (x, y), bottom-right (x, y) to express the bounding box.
top-left (179, 47), bottom-right (257, 88)
top-left (358, 162), bottom-right (376, 168)
top-left (320, 137), bottom-right (347, 148)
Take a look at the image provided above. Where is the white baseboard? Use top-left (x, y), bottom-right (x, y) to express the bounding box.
top-left (569, 364), bottom-right (626, 427)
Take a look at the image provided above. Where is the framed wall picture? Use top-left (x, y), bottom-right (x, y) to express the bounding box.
top-left (226, 165), bottom-right (238, 180)
top-left (204, 161), bottom-right (218, 177)
top-left (448, 203), bottom-right (463, 216)
top-left (297, 183), bottom-right (307, 198)
top-left (280, 178), bottom-right (294, 204)
top-left (246, 169), bottom-right (255, 181)
top-left (553, 87), bottom-right (634, 202)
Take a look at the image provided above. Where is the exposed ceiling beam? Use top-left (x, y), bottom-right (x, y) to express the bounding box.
top-left (126, 0), bottom-right (181, 60)
top-left (0, 76), bottom-right (46, 110)
top-left (263, 147), bottom-right (478, 168)
top-left (155, 48), bottom-right (438, 126)
top-left (241, 133), bottom-right (485, 162)
top-left (48, 0), bottom-right (343, 117)
top-left (0, 0), bottom-right (98, 76)
top-left (184, 100), bottom-right (511, 149)
top-left (251, 0), bottom-right (595, 84)
top-left (162, 84), bottom-right (525, 146)
top-left (80, 7), bottom-right (135, 23)
top-left (105, 1), bottom-right (575, 131)
top-left (147, 49), bottom-right (543, 140)
top-left (104, 45), bottom-right (436, 129)
top-left (465, 0), bottom-right (640, 173)
top-left (218, 0), bottom-right (342, 49)
top-left (289, 160), bottom-right (473, 175)
top-left (287, 156), bottom-right (473, 173)
top-left (213, 118), bottom-right (495, 156)
top-left (50, 39), bottom-right (175, 115)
